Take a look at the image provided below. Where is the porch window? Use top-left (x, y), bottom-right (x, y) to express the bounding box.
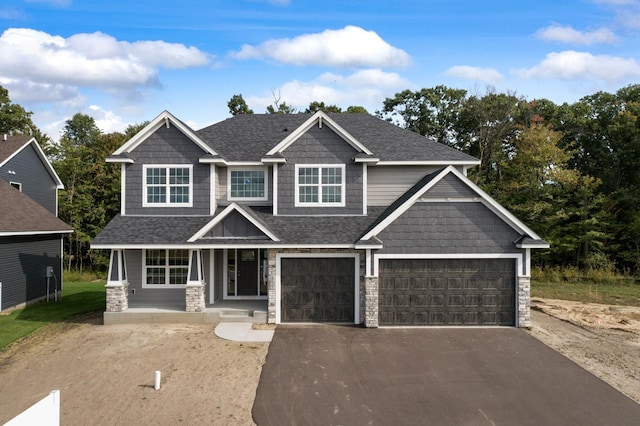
top-left (143, 165), bottom-right (192, 207)
top-left (295, 164), bottom-right (345, 206)
top-left (144, 249), bottom-right (189, 286)
top-left (228, 168), bottom-right (267, 200)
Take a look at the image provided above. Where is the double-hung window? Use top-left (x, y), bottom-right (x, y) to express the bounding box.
top-left (228, 167), bottom-right (267, 200)
top-left (295, 164), bottom-right (345, 206)
top-left (144, 249), bottom-right (189, 287)
top-left (143, 165), bottom-right (192, 207)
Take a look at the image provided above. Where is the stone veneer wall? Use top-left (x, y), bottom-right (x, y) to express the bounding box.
top-left (364, 276), bottom-right (379, 328)
top-left (106, 283), bottom-right (128, 312)
top-left (517, 276), bottom-right (531, 328)
top-left (267, 248), bottom-right (365, 324)
top-left (186, 283), bottom-right (205, 312)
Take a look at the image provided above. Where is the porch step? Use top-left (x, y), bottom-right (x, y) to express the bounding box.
top-left (219, 309), bottom-right (268, 323)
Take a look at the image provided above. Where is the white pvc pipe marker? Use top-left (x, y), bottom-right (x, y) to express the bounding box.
top-left (154, 371), bottom-right (161, 390)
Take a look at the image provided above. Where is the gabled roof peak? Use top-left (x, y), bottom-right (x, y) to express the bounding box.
top-left (111, 110), bottom-right (218, 159)
top-left (266, 110), bottom-right (374, 156)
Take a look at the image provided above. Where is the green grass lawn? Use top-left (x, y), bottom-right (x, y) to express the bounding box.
top-left (0, 281), bottom-right (105, 351)
top-left (532, 279), bottom-right (640, 307)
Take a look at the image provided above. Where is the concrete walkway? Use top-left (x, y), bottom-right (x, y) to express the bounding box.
top-left (214, 322), bottom-right (274, 342)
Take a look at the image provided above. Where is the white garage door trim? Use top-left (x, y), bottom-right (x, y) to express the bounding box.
top-left (275, 253), bottom-right (360, 324)
top-left (374, 253), bottom-right (524, 326)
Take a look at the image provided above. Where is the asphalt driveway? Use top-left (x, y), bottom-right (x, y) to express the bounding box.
top-left (253, 326), bottom-right (640, 425)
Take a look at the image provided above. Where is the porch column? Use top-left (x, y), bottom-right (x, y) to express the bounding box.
top-left (517, 276), bottom-right (531, 328)
top-left (186, 250), bottom-right (205, 312)
top-left (106, 250), bottom-right (128, 312)
top-left (364, 276), bottom-right (379, 328)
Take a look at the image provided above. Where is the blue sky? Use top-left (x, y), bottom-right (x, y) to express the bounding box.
top-left (1, 0), bottom-right (639, 140)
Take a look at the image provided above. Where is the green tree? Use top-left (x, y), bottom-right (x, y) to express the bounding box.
top-left (305, 101), bottom-right (342, 113)
top-left (227, 94), bottom-right (254, 115)
top-left (345, 105), bottom-right (369, 114)
top-left (379, 85), bottom-right (467, 147)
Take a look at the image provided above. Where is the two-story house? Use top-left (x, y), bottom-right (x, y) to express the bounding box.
top-left (0, 135), bottom-right (72, 312)
top-left (92, 111), bottom-right (548, 327)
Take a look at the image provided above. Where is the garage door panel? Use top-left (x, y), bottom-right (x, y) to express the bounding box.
top-left (379, 259), bottom-right (515, 326)
top-left (281, 257), bottom-right (355, 323)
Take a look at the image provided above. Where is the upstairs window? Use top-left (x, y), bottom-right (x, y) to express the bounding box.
top-left (228, 168), bottom-right (267, 200)
top-left (143, 165), bottom-right (192, 207)
top-left (295, 164), bottom-right (345, 206)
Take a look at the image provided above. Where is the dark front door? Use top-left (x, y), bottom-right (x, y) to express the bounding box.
top-left (237, 249), bottom-right (258, 296)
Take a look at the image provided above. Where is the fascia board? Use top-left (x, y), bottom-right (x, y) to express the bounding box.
top-left (376, 160), bottom-right (480, 166)
top-left (112, 111), bottom-right (217, 156)
top-left (0, 229), bottom-right (73, 236)
top-left (0, 138), bottom-right (65, 189)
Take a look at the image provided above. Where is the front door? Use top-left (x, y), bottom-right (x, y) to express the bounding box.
top-left (237, 249), bottom-right (258, 296)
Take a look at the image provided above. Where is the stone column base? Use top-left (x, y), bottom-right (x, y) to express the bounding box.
top-left (518, 276), bottom-right (531, 328)
top-left (364, 276), bottom-right (379, 328)
top-left (106, 283), bottom-right (128, 312)
top-left (186, 283), bottom-right (205, 312)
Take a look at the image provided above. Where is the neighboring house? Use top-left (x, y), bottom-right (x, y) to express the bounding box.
top-left (92, 111), bottom-right (548, 327)
top-left (0, 135), bottom-right (73, 312)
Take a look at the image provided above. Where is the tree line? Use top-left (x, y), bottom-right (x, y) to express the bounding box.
top-left (1, 84), bottom-right (639, 273)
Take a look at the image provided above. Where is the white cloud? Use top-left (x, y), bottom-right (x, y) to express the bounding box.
top-left (515, 50), bottom-right (640, 82)
top-left (231, 25), bottom-right (411, 69)
top-left (86, 105), bottom-right (127, 134)
top-left (25, 0), bottom-right (72, 6)
top-left (246, 68), bottom-right (410, 112)
top-left (445, 66), bottom-right (503, 85)
top-left (535, 24), bottom-right (617, 45)
top-left (0, 28), bottom-right (211, 103)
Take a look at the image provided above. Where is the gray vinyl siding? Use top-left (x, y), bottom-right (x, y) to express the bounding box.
top-left (0, 235), bottom-right (62, 311)
top-left (367, 166), bottom-right (441, 206)
top-left (420, 174), bottom-right (478, 199)
top-left (277, 125), bottom-right (363, 215)
top-left (0, 144), bottom-right (57, 214)
top-left (124, 249), bottom-right (186, 308)
top-left (376, 202), bottom-right (522, 255)
top-left (125, 125), bottom-right (210, 215)
top-left (216, 166), bottom-right (273, 206)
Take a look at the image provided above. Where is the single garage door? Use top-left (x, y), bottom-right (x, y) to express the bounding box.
top-left (281, 257), bottom-right (355, 323)
top-left (379, 259), bottom-right (515, 326)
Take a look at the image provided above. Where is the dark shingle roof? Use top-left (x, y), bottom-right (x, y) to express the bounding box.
top-left (196, 113), bottom-right (478, 163)
top-left (0, 179), bottom-right (72, 235)
top-left (92, 207), bottom-right (387, 246)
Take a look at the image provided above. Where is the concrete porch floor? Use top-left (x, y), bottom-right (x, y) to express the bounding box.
top-left (103, 300), bottom-right (268, 325)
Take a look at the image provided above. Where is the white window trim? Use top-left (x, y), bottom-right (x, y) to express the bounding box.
top-left (9, 181), bottom-right (22, 192)
top-left (142, 164), bottom-right (193, 208)
top-left (142, 249), bottom-right (190, 288)
top-left (294, 164), bottom-right (346, 207)
top-left (227, 166), bottom-right (268, 201)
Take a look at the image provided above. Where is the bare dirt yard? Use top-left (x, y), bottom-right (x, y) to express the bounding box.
top-left (0, 299), bottom-right (638, 425)
top-left (0, 313), bottom-right (269, 425)
top-left (528, 298), bottom-right (640, 404)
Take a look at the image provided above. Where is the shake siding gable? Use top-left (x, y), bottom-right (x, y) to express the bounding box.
top-left (420, 174), bottom-right (478, 199)
top-left (0, 144), bottom-right (57, 214)
top-left (277, 125), bottom-right (363, 215)
top-left (125, 125), bottom-right (210, 215)
top-left (376, 202), bottom-right (522, 255)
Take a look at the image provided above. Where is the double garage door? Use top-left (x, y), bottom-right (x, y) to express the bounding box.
top-left (379, 259), bottom-right (516, 326)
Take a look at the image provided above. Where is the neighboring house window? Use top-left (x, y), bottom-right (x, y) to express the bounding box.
top-left (10, 182), bottom-right (22, 192)
top-left (143, 165), bottom-right (192, 207)
top-left (144, 249), bottom-right (189, 286)
top-left (295, 164), bottom-right (345, 206)
top-left (228, 168), bottom-right (267, 200)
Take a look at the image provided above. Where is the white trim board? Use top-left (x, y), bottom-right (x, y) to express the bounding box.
top-left (188, 202), bottom-right (280, 242)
